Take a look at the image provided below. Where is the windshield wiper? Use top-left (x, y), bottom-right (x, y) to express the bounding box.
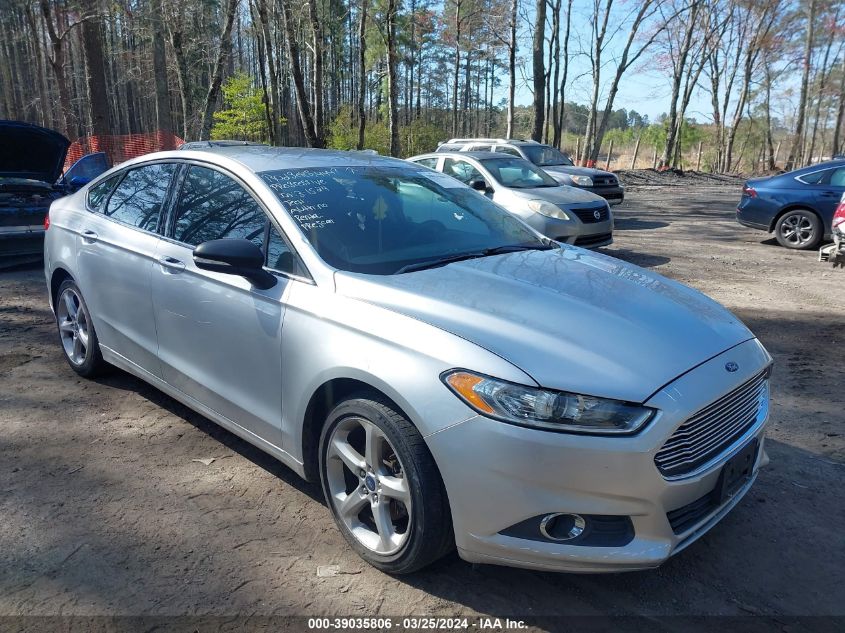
top-left (394, 243), bottom-right (556, 274)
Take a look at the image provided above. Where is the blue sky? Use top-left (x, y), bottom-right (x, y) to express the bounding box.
top-left (505, 0), bottom-right (716, 124)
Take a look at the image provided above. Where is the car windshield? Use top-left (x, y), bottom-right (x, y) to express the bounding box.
top-left (260, 165), bottom-right (548, 275)
top-left (480, 157), bottom-right (559, 189)
top-left (522, 145), bottom-right (574, 167)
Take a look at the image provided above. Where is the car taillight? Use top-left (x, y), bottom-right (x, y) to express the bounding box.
top-left (743, 184), bottom-right (757, 198)
top-left (44, 211), bottom-right (50, 230)
top-left (833, 193), bottom-right (845, 229)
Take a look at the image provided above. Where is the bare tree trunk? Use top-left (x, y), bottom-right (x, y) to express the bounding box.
top-left (307, 0), bottom-right (324, 143)
top-left (661, 0), bottom-right (701, 169)
top-left (386, 0), bottom-right (400, 157)
top-left (451, 0), bottom-right (462, 138)
top-left (81, 3), bottom-right (111, 138)
top-left (39, 0), bottom-right (76, 138)
top-left (200, 0), bottom-right (238, 140)
top-left (530, 0), bottom-right (546, 141)
top-left (554, 0), bottom-right (572, 149)
top-left (549, 0), bottom-right (562, 146)
top-left (356, 0), bottom-right (368, 149)
top-left (280, 0), bottom-right (320, 147)
top-left (506, 0), bottom-right (517, 138)
top-left (150, 0), bottom-right (173, 134)
top-left (833, 53), bottom-right (845, 156)
top-left (786, 0), bottom-right (816, 170)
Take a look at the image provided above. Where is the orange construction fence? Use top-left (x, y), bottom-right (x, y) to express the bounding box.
top-left (64, 131), bottom-right (184, 171)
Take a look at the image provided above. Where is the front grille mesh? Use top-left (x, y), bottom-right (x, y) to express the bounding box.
top-left (655, 370), bottom-right (768, 478)
top-left (572, 206), bottom-right (609, 223)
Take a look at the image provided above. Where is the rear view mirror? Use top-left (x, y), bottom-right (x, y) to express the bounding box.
top-left (193, 239), bottom-right (276, 290)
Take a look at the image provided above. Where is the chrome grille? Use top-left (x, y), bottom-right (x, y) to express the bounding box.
top-left (655, 370), bottom-right (768, 478)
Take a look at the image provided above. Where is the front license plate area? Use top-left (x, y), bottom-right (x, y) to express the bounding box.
top-left (716, 439), bottom-right (758, 503)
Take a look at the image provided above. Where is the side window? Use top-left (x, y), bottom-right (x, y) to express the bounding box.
top-left (798, 170), bottom-right (828, 185)
top-left (266, 224), bottom-right (301, 275)
top-left (829, 168), bottom-right (845, 187)
top-left (172, 166), bottom-right (267, 248)
top-left (496, 146), bottom-right (522, 158)
top-left (413, 157), bottom-right (439, 170)
top-left (443, 158), bottom-right (484, 184)
top-left (87, 174), bottom-right (121, 211)
top-left (103, 163), bottom-right (176, 231)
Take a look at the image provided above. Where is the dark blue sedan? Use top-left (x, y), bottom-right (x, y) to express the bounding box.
top-left (736, 159), bottom-right (845, 249)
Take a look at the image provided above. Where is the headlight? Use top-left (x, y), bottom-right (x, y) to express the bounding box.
top-left (571, 175), bottom-right (594, 187)
top-left (526, 200), bottom-right (570, 221)
top-left (442, 370), bottom-right (655, 435)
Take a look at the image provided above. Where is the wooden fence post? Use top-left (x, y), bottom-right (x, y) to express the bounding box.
top-left (652, 147), bottom-right (658, 169)
top-left (630, 135), bottom-right (641, 169)
top-left (605, 139), bottom-right (614, 171)
top-left (575, 137), bottom-right (581, 165)
top-left (696, 142), bottom-right (703, 171)
top-left (773, 140), bottom-right (782, 168)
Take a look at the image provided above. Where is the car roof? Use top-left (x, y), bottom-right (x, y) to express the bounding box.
top-left (136, 145), bottom-right (406, 173)
top-left (441, 138), bottom-right (542, 147)
top-left (419, 151), bottom-right (509, 160)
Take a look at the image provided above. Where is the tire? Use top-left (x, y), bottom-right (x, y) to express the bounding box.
top-left (318, 394), bottom-right (453, 574)
top-left (774, 209), bottom-right (822, 250)
top-left (55, 279), bottom-right (108, 378)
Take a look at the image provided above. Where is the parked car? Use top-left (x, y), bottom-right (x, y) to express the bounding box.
top-left (819, 192), bottom-right (845, 267)
top-left (436, 138), bottom-right (624, 205)
top-left (407, 151), bottom-right (613, 248)
top-left (45, 146), bottom-right (772, 574)
top-left (736, 159), bottom-right (845, 249)
top-left (0, 120), bottom-right (110, 265)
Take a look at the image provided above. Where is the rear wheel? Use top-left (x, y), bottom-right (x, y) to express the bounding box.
top-left (55, 280), bottom-right (108, 377)
top-left (318, 395), bottom-right (453, 574)
top-left (774, 209), bottom-right (822, 250)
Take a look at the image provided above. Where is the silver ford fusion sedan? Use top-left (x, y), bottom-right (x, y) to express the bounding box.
top-left (44, 146), bottom-right (772, 574)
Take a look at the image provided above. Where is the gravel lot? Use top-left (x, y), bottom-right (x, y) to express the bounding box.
top-left (1, 183), bottom-right (843, 629)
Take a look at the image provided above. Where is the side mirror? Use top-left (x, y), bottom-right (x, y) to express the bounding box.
top-left (193, 239), bottom-right (276, 290)
top-left (469, 178), bottom-right (489, 192)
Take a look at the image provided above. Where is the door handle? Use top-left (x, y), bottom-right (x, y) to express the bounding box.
top-left (157, 255), bottom-right (186, 272)
top-left (81, 229), bottom-right (98, 243)
top-left (821, 190), bottom-right (840, 197)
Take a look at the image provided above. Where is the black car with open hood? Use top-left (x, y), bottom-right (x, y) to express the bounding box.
top-left (0, 121), bottom-right (109, 266)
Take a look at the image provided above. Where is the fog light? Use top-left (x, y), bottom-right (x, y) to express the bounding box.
top-left (539, 513), bottom-right (586, 541)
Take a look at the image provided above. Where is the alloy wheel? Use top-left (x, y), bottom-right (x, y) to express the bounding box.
top-left (57, 287), bottom-right (90, 366)
top-left (779, 213), bottom-right (816, 247)
top-left (325, 416), bottom-right (412, 555)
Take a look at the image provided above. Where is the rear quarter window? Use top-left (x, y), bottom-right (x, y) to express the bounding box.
top-left (87, 174), bottom-right (122, 211)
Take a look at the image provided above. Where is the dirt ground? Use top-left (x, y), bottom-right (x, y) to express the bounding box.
top-left (1, 182), bottom-right (843, 630)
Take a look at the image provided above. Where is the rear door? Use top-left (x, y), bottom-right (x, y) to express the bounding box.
top-left (152, 163), bottom-right (293, 445)
top-left (75, 162), bottom-right (177, 376)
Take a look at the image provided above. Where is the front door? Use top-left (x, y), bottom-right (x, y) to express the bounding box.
top-left (151, 164), bottom-right (287, 446)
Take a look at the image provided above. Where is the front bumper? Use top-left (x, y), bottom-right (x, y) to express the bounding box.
top-left (523, 214), bottom-right (614, 249)
top-left (426, 338), bottom-right (772, 573)
top-left (580, 185), bottom-right (624, 205)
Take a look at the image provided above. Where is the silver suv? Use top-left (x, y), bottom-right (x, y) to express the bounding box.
top-left (436, 138), bottom-right (624, 205)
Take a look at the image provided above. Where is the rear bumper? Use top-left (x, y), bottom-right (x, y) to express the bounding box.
top-left (427, 338), bottom-right (772, 573)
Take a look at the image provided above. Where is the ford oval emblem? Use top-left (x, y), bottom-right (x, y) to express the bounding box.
top-left (593, 209), bottom-right (602, 220)
top-left (725, 362), bottom-right (739, 373)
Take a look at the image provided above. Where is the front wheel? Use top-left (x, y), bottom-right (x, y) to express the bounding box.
top-left (775, 209), bottom-right (822, 250)
top-left (318, 395), bottom-right (453, 574)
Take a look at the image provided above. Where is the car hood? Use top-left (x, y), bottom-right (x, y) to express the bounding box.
top-left (509, 184), bottom-right (606, 206)
top-left (335, 247), bottom-right (754, 402)
top-left (0, 120), bottom-right (70, 183)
